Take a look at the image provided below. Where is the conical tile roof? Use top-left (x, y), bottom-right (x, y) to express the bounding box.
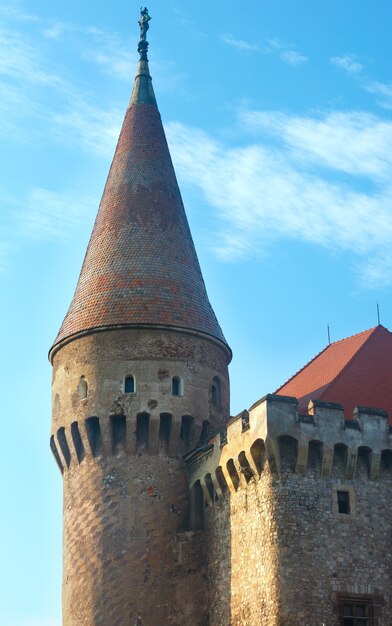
top-left (50, 28), bottom-right (230, 360)
top-left (276, 325), bottom-right (392, 422)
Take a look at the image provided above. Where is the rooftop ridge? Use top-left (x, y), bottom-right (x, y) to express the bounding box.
top-left (274, 325), bottom-right (383, 397)
top-left (318, 325), bottom-right (386, 404)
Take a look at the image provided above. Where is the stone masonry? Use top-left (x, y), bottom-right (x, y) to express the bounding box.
top-left (186, 395), bottom-right (392, 625)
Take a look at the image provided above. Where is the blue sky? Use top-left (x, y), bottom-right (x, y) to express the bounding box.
top-left (2, 0), bottom-right (392, 623)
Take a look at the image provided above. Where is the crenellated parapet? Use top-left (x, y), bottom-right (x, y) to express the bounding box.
top-left (50, 411), bottom-right (206, 475)
top-left (50, 328), bottom-right (231, 475)
top-left (185, 394), bottom-right (392, 510)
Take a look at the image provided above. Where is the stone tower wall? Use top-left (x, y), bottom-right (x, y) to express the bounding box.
top-left (187, 395), bottom-right (392, 626)
top-left (50, 328), bottom-right (230, 626)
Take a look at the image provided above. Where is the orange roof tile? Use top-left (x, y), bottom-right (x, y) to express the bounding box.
top-left (276, 325), bottom-right (392, 422)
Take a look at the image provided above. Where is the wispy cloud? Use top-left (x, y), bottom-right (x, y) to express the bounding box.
top-left (331, 54), bottom-right (364, 75)
top-left (13, 187), bottom-right (96, 242)
top-left (221, 34), bottom-right (258, 52)
top-left (280, 50), bottom-right (308, 66)
top-left (166, 110), bottom-right (392, 286)
top-left (329, 53), bottom-right (392, 110)
top-left (267, 37), bottom-right (308, 66)
top-left (221, 33), bottom-right (307, 65)
top-left (0, 186), bottom-right (96, 272)
top-left (52, 100), bottom-right (121, 158)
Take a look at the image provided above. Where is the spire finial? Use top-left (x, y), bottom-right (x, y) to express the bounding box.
top-left (138, 7), bottom-right (151, 61)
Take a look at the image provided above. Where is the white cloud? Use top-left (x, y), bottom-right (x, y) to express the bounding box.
top-left (52, 101), bottom-right (122, 158)
top-left (221, 34), bottom-right (258, 52)
top-left (0, 26), bottom-right (63, 87)
top-left (240, 110), bottom-right (392, 181)
top-left (280, 50), bottom-right (308, 66)
top-left (331, 54), bottom-right (364, 74)
top-left (13, 187), bottom-right (96, 242)
top-left (166, 111), bottom-right (392, 286)
top-left (266, 37), bottom-right (308, 66)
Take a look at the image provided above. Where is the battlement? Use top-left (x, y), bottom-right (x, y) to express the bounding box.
top-left (185, 394), bottom-right (392, 509)
top-left (50, 412), bottom-right (205, 474)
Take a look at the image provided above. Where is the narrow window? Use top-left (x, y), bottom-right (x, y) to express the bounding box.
top-left (337, 490), bottom-right (350, 515)
top-left (180, 415), bottom-right (194, 449)
top-left (205, 473), bottom-right (218, 504)
top-left (250, 439), bottom-right (265, 475)
top-left (71, 421), bottom-right (85, 463)
top-left (211, 376), bottom-right (221, 407)
top-left (85, 417), bottom-right (102, 457)
top-left (238, 451), bottom-right (254, 483)
top-left (124, 375), bottom-right (135, 394)
top-left (136, 413), bottom-right (150, 450)
top-left (111, 415), bottom-right (126, 454)
top-left (172, 376), bottom-right (182, 396)
top-left (159, 413), bottom-right (172, 451)
top-left (199, 420), bottom-right (211, 444)
top-left (215, 466), bottom-right (229, 495)
top-left (78, 376), bottom-right (88, 400)
top-left (50, 435), bottom-right (64, 474)
top-left (191, 480), bottom-right (204, 530)
top-left (57, 427), bottom-right (71, 468)
top-left (227, 458), bottom-right (240, 491)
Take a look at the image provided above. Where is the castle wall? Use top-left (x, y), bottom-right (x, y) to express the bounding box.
top-left (204, 466), bottom-right (280, 626)
top-left (187, 395), bottom-right (392, 626)
top-left (51, 328), bottom-right (230, 626)
top-left (275, 460), bottom-right (392, 625)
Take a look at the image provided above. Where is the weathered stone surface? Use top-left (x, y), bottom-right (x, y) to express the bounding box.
top-left (187, 394), bottom-right (392, 625)
top-left (51, 327), bottom-right (230, 625)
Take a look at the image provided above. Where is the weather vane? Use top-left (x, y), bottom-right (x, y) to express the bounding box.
top-left (138, 7), bottom-right (151, 60)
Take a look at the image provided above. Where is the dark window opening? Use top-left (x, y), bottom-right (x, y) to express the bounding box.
top-left (199, 420), bottom-right (211, 445)
top-left (332, 443), bottom-right (348, 477)
top-left (50, 435), bottom-right (64, 474)
top-left (250, 439), bottom-right (265, 475)
top-left (71, 421), bottom-right (85, 463)
top-left (172, 377), bottom-right (182, 396)
top-left (136, 413), bottom-right (150, 450)
top-left (205, 473), bottom-right (218, 504)
top-left (180, 415), bottom-right (194, 449)
top-left (111, 414), bottom-right (126, 454)
top-left (227, 458), bottom-right (240, 491)
top-left (159, 413), bottom-right (172, 451)
top-left (124, 375), bottom-right (135, 394)
top-left (337, 490), bottom-right (350, 515)
top-left (380, 449), bottom-right (392, 474)
top-left (308, 440), bottom-right (323, 474)
top-left (238, 451), bottom-right (254, 483)
top-left (191, 480), bottom-right (204, 530)
top-left (278, 435), bottom-right (298, 472)
top-left (57, 427), bottom-right (71, 468)
top-left (356, 446), bottom-right (371, 479)
top-left (211, 376), bottom-right (221, 407)
top-left (241, 410), bottom-right (250, 431)
top-left (340, 597), bottom-right (373, 625)
top-left (216, 466), bottom-right (229, 495)
top-left (85, 417), bottom-right (102, 457)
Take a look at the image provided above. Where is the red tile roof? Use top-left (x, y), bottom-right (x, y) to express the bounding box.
top-left (276, 325), bottom-right (392, 422)
top-left (50, 55), bottom-right (230, 359)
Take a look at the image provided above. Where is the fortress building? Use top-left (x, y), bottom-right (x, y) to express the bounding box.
top-left (49, 9), bottom-right (392, 626)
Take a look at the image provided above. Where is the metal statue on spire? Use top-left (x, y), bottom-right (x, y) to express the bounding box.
top-left (138, 7), bottom-right (151, 60)
top-left (138, 7), bottom-right (151, 42)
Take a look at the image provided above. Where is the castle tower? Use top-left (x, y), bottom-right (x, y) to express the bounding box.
top-left (49, 10), bottom-right (231, 625)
